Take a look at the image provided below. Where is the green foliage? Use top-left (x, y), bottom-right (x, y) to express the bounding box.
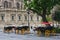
top-left (53, 11), bottom-right (60, 22)
top-left (52, 27), bottom-right (60, 33)
top-left (46, 16), bottom-right (52, 21)
top-left (55, 28), bottom-right (60, 33)
top-left (24, 0), bottom-right (60, 15)
top-left (24, 0), bottom-right (60, 22)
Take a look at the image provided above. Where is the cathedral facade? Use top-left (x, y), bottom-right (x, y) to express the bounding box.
top-left (0, 0), bottom-right (42, 29)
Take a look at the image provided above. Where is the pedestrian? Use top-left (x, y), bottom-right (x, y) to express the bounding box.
top-left (31, 26), bottom-right (32, 29)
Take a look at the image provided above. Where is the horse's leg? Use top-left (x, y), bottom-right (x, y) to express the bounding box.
top-left (15, 29), bottom-right (19, 34)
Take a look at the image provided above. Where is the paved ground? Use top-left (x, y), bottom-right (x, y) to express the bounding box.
top-left (0, 29), bottom-right (60, 40)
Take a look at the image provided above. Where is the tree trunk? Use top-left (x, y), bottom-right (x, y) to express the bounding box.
top-left (41, 8), bottom-right (48, 22)
top-left (41, 8), bottom-right (51, 26)
top-left (42, 14), bottom-right (48, 22)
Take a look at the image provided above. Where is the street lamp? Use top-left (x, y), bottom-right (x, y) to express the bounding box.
top-left (27, 9), bottom-right (30, 27)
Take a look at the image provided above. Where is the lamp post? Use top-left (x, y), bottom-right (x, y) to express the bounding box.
top-left (27, 9), bottom-right (30, 27)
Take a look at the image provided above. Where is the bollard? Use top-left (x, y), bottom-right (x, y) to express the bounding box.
top-left (45, 30), bottom-right (50, 37)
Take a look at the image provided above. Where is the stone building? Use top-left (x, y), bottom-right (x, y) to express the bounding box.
top-left (0, 0), bottom-right (42, 29)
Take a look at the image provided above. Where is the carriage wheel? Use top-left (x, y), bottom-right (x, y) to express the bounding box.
top-left (19, 30), bottom-right (21, 34)
top-left (15, 29), bottom-right (19, 34)
top-left (27, 28), bottom-right (30, 31)
top-left (7, 29), bottom-right (10, 33)
top-left (12, 28), bottom-right (14, 33)
top-left (10, 30), bottom-right (12, 33)
top-left (51, 29), bottom-right (56, 36)
top-left (21, 29), bottom-right (25, 35)
top-left (45, 30), bottom-right (50, 37)
top-left (37, 30), bottom-right (41, 36)
top-left (27, 28), bottom-right (30, 34)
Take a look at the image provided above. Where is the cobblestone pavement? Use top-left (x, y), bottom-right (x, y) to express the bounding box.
top-left (0, 29), bottom-right (60, 40)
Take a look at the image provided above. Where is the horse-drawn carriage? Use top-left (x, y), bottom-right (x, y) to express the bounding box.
top-left (34, 23), bottom-right (56, 36)
top-left (15, 26), bottom-right (30, 34)
top-left (4, 26), bottom-right (15, 33)
top-left (4, 26), bottom-right (30, 34)
top-left (3, 22), bottom-right (56, 36)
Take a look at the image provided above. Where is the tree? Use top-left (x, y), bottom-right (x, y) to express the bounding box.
top-left (52, 10), bottom-right (60, 22)
top-left (52, 10), bottom-right (60, 28)
top-left (24, 0), bottom-right (60, 22)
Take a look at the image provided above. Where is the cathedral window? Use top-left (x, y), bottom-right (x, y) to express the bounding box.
top-left (11, 14), bottom-right (15, 21)
top-left (18, 15), bottom-right (21, 21)
top-left (16, 2), bottom-right (20, 9)
top-left (37, 16), bottom-right (39, 21)
top-left (4, 1), bottom-right (8, 8)
top-left (1, 14), bottom-right (5, 21)
top-left (24, 15), bottom-right (27, 21)
top-left (8, 2), bottom-right (12, 8)
top-left (12, 16), bottom-right (14, 21)
top-left (20, 2), bottom-right (23, 10)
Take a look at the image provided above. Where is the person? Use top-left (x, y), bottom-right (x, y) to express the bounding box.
top-left (31, 26), bottom-right (32, 29)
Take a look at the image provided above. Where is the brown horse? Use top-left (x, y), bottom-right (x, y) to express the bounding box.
top-left (15, 26), bottom-right (29, 34)
top-left (4, 26), bottom-right (15, 33)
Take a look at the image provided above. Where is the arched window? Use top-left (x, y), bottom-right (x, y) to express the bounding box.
top-left (21, 3), bottom-right (23, 10)
top-left (24, 15), bottom-right (28, 21)
top-left (16, 2), bottom-right (20, 9)
top-left (0, 14), bottom-right (5, 21)
top-left (18, 14), bottom-right (22, 21)
top-left (8, 2), bottom-right (12, 8)
top-left (11, 14), bottom-right (16, 21)
top-left (37, 16), bottom-right (39, 21)
top-left (4, 1), bottom-right (8, 8)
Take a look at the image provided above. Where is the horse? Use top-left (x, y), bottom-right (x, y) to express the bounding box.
top-left (4, 26), bottom-right (15, 33)
top-left (15, 26), bottom-right (29, 34)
